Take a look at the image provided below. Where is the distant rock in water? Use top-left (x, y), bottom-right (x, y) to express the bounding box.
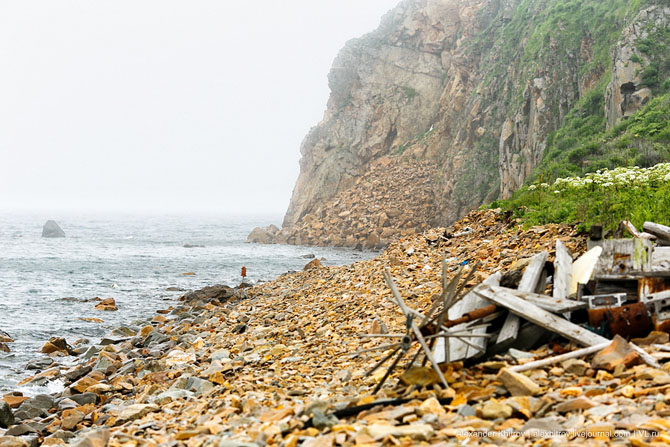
top-left (42, 220), bottom-right (65, 238)
top-left (247, 224), bottom-right (280, 244)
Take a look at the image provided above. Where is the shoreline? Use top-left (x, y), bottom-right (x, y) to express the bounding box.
top-left (2, 209), bottom-right (670, 446)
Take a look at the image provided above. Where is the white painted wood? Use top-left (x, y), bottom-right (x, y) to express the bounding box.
top-left (497, 251), bottom-right (548, 343)
top-left (438, 273), bottom-right (501, 362)
top-left (475, 284), bottom-right (609, 347)
top-left (553, 240), bottom-right (572, 300)
top-left (571, 246), bottom-right (602, 294)
top-left (496, 287), bottom-right (587, 313)
top-left (465, 272), bottom-right (501, 358)
top-left (509, 342), bottom-right (610, 372)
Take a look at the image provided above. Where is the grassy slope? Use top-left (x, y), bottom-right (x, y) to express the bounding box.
top-left (488, 0), bottom-right (670, 231)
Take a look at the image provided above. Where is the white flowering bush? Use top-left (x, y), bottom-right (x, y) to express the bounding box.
top-left (537, 163), bottom-right (670, 193)
top-left (492, 162), bottom-right (670, 231)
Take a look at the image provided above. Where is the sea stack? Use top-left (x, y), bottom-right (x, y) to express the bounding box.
top-left (42, 220), bottom-right (66, 238)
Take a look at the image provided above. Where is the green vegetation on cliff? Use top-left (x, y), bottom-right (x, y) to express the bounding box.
top-left (536, 91), bottom-right (670, 180)
top-left (490, 162), bottom-right (670, 232)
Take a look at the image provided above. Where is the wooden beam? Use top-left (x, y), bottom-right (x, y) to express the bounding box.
top-left (497, 251), bottom-right (548, 343)
top-left (553, 240), bottom-right (572, 300)
top-left (475, 283), bottom-right (609, 346)
top-left (491, 286), bottom-right (586, 313)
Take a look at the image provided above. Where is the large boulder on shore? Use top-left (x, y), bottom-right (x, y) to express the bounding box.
top-left (42, 220), bottom-right (65, 238)
top-left (247, 225), bottom-right (279, 244)
top-left (180, 285), bottom-right (235, 303)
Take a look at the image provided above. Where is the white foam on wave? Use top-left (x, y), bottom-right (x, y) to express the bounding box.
top-left (17, 378), bottom-right (65, 397)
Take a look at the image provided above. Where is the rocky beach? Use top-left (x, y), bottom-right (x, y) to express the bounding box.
top-left (3, 210), bottom-right (670, 447)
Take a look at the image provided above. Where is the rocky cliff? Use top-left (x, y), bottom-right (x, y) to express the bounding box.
top-left (250, 0), bottom-right (669, 248)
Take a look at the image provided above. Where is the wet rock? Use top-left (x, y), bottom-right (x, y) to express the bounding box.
top-left (66, 393), bottom-right (98, 406)
top-left (64, 366), bottom-right (92, 382)
top-left (0, 330), bottom-right (13, 343)
top-left (2, 396), bottom-right (28, 409)
top-left (24, 358), bottom-right (54, 371)
top-left (42, 220), bottom-right (65, 238)
top-left (0, 401), bottom-right (14, 428)
top-left (180, 285), bottom-right (234, 303)
top-left (110, 327), bottom-right (137, 337)
top-left (303, 259), bottom-right (322, 271)
top-left (497, 368), bottom-right (541, 396)
top-left (41, 337), bottom-right (76, 355)
top-left (591, 335), bottom-right (642, 371)
top-left (0, 344), bottom-right (9, 353)
top-left (94, 298), bottom-right (118, 311)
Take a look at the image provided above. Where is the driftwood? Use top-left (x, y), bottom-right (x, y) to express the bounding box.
top-left (643, 221), bottom-right (670, 242)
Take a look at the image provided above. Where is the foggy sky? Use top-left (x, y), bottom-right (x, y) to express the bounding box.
top-left (0, 0), bottom-right (399, 215)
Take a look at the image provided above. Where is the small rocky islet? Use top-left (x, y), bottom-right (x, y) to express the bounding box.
top-left (3, 209), bottom-right (670, 447)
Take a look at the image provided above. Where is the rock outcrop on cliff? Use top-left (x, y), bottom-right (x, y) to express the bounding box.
top-left (256, 0), bottom-right (669, 248)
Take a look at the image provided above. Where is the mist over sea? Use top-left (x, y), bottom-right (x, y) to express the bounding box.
top-left (0, 212), bottom-right (373, 393)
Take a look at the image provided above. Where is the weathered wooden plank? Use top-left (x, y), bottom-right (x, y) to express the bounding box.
top-left (490, 286), bottom-right (587, 313)
top-left (465, 272), bottom-right (501, 359)
top-left (643, 221), bottom-right (670, 242)
top-left (439, 273), bottom-right (501, 362)
top-left (474, 284), bottom-right (609, 347)
top-left (587, 239), bottom-right (652, 278)
top-left (553, 240), bottom-right (572, 300)
top-left (652, 247), bottom-right (670, 269)
top-left (497, 251), bottom-right (548, 344)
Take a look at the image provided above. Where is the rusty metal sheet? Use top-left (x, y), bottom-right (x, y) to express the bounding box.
top-left (588, 302), bottom-right (652, 339)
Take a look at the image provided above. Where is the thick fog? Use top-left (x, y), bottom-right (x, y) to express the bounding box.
top-left (0, 0), bottom-right (399, 215)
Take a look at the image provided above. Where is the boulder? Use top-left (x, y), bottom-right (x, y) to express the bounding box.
top-left (247, 225), bottom-right (279, 244)
top-left (0, 343), bottom-right (9, 353)
top-left (42, 221), bottom-right (65, 238)
top-left (41, 338), bottom-right (76, 356)
top-left (0, 401), bottom-right (14, 428)
top-left (591, 335), bottom-right (642, 371)
top-left (497, 368), bottom-right (541, 396)
top-left (303, 259), bottom-right (322, 271)
top-left (94, 298), bottom-right (118, 311)
top-left (180, 285), bottom-right (234, 303)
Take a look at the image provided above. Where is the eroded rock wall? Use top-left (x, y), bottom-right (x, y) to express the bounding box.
top-left (261, 0), bottom-right (667, 249)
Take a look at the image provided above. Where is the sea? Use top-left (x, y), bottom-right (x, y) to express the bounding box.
top-left (0, 212), bottom-right (374, 394)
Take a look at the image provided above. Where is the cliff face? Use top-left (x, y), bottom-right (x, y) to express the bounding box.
top-left (256, 0), bottom-right (666, 248)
